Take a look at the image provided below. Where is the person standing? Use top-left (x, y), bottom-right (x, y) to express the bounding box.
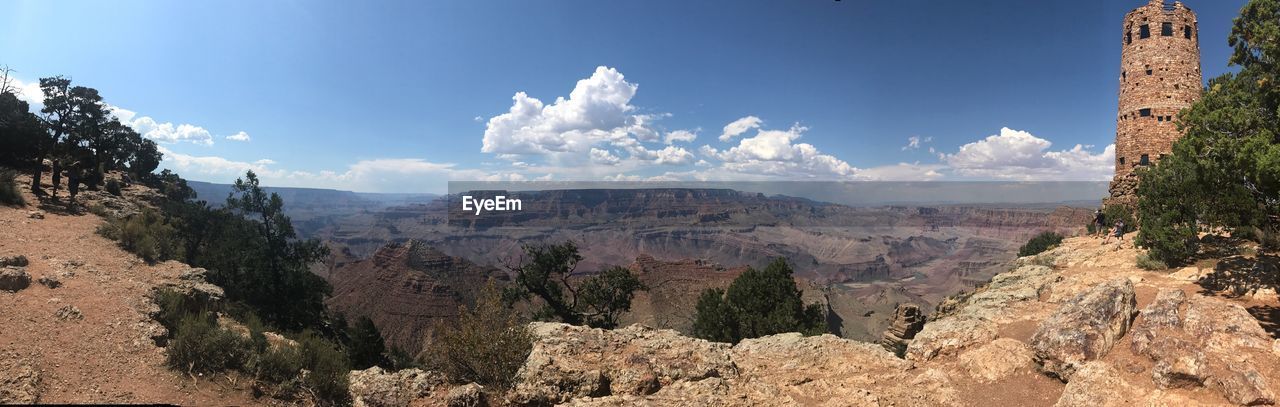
top-left (1093, 209), bottom-right (1106, 238)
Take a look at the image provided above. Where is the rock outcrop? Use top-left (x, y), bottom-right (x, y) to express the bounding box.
top-left (1130, 288), bottom-right (1276, 405)
top-left (0, 353), bottom-right (40, 404)
top-left (1030, 278), bottom-right (1137, 381)
top-left (878, 303), bottom-right (924, 356)
top-left (348, 367), bottom-right (449, 407)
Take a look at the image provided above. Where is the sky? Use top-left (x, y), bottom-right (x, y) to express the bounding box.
top-left (0, 0), bottom-right (1250, 193)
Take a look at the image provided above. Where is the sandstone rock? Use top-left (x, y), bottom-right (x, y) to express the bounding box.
top-left (878, 303), bottom-right (924, 356)
top-left (0, 255), bottom-right (28, 267)
top-left (348, 367), bottom-right (447, 407)
top-left (0, 266), bottom-right (31, 292)
top-left (55, 305), bottom-right (82, 321)
top-left (1054, 362), bottom-right (1145, 407)
top-left (1129, 288), bottom-right (1277, 405)
top-left (905, 316), bottom-right (997, 362)
top-left (154, 267), bottom-right (224, 303)
top-left (27, 211), bottom-right (43, 219)
top-left (445, 383), bottom-right (485, 407)
top-left (1030, 278), bottom-right (1136, 381)
top-left (0, 354), bottom-right (40, 404)
top-left (957, 338), bottom-right (1035, 383)
top-left (511, 323), bottom-right (735, 405)
top-left (37, 275), bottom-right (60, 289)
top-left (1168, 266), bottom-right (1202, 283)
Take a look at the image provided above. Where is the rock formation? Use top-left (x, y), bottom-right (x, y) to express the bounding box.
top-left (878, 303), bottom-right (924, 356)
top-left (1030, 278), bottom-right (1137, 381)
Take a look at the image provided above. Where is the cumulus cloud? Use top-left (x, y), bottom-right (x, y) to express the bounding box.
top-left (719, 116), bottom-right (762, 142)
top-left (589, 148), bottom-right (621, 166)
top-left (108, 105), bottom-right (243, 146)
top-left (5, 77), bottom-right (43, 106)
top-left (481, 66), bottom-right (651, 155)
top-left (664, 129), bottom-right (698, 145)
top-left (942, 127), bottom-right (1114, 180)
top-left (713, 123), bottom-right (859, 179)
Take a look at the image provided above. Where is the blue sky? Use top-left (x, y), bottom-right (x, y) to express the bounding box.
top-left (0, 0), bottom-right (1248, 192)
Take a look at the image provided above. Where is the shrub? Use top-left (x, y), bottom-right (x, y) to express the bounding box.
top-left (692, 258), bottom-right (826, 344)
top-left (0, 169), bottom-right (24, 206)
top-left (297, 332), bottom-right (351, 405)
top-left (430, 281), bottom-right (533, 388)
top-left (105, 179), bottom-right (122, 196)
top-left (247, 341), bottom-right (305, 395)
top-left (1018, 231), bottom-right (1064, 257)
top-left (166, 314), bottom-right (252, 374)
top-left (115, 208), bottom-right (177, 263)
top-left (1135, 253), bottom-right (1168, 271)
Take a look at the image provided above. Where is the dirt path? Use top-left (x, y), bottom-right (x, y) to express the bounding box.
top-left (0, 184), bottom-right (264, 405)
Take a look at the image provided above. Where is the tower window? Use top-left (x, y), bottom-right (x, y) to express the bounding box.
top-left (1120, 157), bottom-right (1126, 165)
top-left (1146, 68), bottom-right (1153, 75)
top-left (1161, 22), bottom-right (1173, 36)
top-left (1126, 32), bottom-right (1132, 44)
top-left (1140, 24), bottom-right (1151, 39)
top-left (1140, 108), bottom-right (1151, 117)
top-left (1158, 116), bottom-right (1164, 122)
top-left (1184, 25), bottom-right (1192, 39)
top-left (1140, 154), bottom-right (1150, 165)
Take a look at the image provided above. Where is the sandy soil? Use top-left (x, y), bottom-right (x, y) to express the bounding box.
top-left (0, 178), bottom-right (265, 405)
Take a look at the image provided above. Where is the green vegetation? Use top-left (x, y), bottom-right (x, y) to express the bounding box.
top-left (1018, 231), bottom-right (1064, 257)
top-left (503, 241), bottom-right (646, 329)
top-left (97, 208), bottom-right (177, 263)
top-left (154, 288), bottom-right (351, 405)
top-left (429, 281), bottom-right (533, 388)
top-left (1135, 0), bottom-right (1280, 265)
top-left (343, 316), bottom-right (389, 370)
top-left (0, 169), bottom-right (24, 206)
top-left (1135, 253), bottom-right (1168, 271)
top-left (691, 258), bottom-right (826, 344)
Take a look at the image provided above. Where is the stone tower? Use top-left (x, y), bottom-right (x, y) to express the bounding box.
top-left (1109, 0), bottom-right (1202, 202)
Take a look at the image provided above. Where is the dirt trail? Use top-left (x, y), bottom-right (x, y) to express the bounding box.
top-left (0, 182), bottom-right (263, 405)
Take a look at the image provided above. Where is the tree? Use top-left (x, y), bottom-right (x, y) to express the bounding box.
top-left (345, 316), bottom-right (388, 370)
top-left (503, 241), bottom-right (646, 329)
top-left (0, 92), bottom-right (47, 171)
top-left (1136, 0), bottom-right (1280, 262)
top-left (202, 170), bottom-right (331, 329)
top-left (692, 258), bottom-right (826, 344)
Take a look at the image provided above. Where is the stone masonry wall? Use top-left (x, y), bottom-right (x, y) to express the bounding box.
top-left (1113, 0), bottom-right (1202, 188)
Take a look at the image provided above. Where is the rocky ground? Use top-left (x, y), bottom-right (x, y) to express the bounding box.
top-left (351, 235), bottom-right (1280, 406)
top-left (0, 176), bottom-right (264, 405)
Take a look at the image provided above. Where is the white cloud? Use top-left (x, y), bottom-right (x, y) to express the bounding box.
top-left (6, 77), bottom-right (43, 106)
top-left (108, 105), bottom-right (238, 146)
top-left (664, 129), bottom-right (698, 145)
top-left (646, 145), bottom-right (695, 165)
top-left (589, 148), bottom-right (621, 166)
top-left (942, 127), bottom-right (1113, 180)
top-left (481, 66), bottom-right (650, 155)
top-left (902, 135), bottom-right (932, 151)
top-left (714, 123), bottom-right (859, 179)
top-left (719, 116), bottom-right (762, 142)
top-left (254, 159), bottom-right (276, 165)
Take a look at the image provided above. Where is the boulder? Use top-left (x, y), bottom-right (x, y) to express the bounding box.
top-left (905, 316), bottom-right (998, 362)
top-left (1053, 362), bottom-right (1145, 407)
top-left (510, 323), bottom-right (735, 406)
top-left (445, 383), bottom-right (485, 407)
top-left (0, 267), bottom-right (31, 292)
top-left (957, 338), bottom-right (1035, 383)
top-left (348, 367), bottom-right (447, 407)
top-left (0, 255), bottom-right (28, 267)
top-left (1129, 289), bottom-right (1277, 405)
top-left (1030, 278), bottom-right (1136, 381)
